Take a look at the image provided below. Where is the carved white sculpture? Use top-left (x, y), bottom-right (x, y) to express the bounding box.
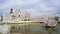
top-left (0, 25), bottom-right (10, 34)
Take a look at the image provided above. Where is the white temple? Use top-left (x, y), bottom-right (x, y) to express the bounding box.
top-left (2, 8), bottom-right (59, 28)
top-left (2, 9), bottom-right (42, 22)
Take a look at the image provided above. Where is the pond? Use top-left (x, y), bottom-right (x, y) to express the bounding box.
top-left (27, 25), bottom-right (60, 34)
top-left (10, 23), bottom-right (60, 34)
top-left (0, 23), bottom-right (60, 34)
top-left (29, 24), bottom-right (60, 34)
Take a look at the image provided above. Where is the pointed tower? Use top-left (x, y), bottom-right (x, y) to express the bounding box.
top-left (9, 8), bottom-right (15, 16)
top-left (24, 11), bottom-right (31, 21)
top-left (9, 8), bottom-right (15, 20)
top-left (25, 11), bottom-right (31, 18)
top-left (15, 9), bottom-right (23, 21)
top-left (10, 8), bottom-right (13, 14)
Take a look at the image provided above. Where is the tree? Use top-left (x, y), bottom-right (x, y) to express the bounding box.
top-left (0, 16), bottom-right (3, 22)
top-left (54, 16), bottom-right (58, 21)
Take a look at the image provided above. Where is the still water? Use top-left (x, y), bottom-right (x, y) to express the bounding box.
top-left (30, 25), bottom-right (60, 34)
top-left (11, 24), bottom-right (60, 34)
top-left (0, 24), bottom-right (60, 34)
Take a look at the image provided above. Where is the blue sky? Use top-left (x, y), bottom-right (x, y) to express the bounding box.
top-left (0, 0), bottom-right (60, 17)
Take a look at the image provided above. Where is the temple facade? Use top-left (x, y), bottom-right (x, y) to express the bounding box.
top-left (3, 9), bottom-right (43, 22)
top-left (2, 9), bottom-right (59, 23)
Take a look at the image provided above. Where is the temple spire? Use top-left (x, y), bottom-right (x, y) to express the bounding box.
top-left (10, 8), bottom-right (13, 13)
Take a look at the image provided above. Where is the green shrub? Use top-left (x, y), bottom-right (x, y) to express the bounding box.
top-left (58, 22), bottom-right (60, 24)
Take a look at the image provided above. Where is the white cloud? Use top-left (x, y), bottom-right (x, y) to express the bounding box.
top-left (0, 0), bottom-right (60, 17)
top-left (26, 0), bottom-right (57, 17)
top-left (51, 0), bottom-right (60, 6)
